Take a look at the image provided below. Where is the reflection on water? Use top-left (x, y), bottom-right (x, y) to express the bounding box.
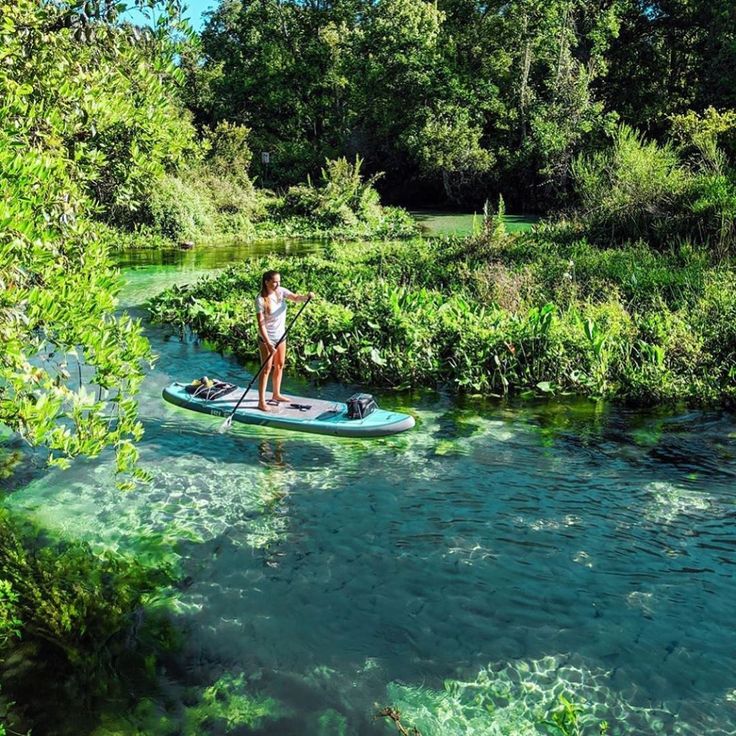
top-left (3, 249), bottom-right (736, 735)
top-left (410, 210), bottom-right (540, 236)
top-left (114, 238), bottom-right (324, 270)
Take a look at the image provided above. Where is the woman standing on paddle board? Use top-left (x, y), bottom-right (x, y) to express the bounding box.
top-left (256, 271), bottom-right (314, 411)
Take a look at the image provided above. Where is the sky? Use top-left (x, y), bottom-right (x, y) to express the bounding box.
top-left (178, 0), bottom-right (217, 30)
top-left (122, 0), bottom-right (217, 32)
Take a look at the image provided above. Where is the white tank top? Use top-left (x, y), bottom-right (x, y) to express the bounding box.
top-left (255, 286), bottom-right (293, 343)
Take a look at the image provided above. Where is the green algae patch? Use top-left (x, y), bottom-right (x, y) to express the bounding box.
top-left (184, 673), bottom-right (286, 734)
top-left (312, 708), bottom-right (349, 736)
top-left (90, 674), bottom-right (287, 736)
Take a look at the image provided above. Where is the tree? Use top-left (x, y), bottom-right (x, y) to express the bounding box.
top-left (493, 0), bottom-right (622, 208)
top-left (604, 0), bottom-right (736, 131)
top-left (0, 0), bottom-right (200, 477)
top-left (195, 0), bottom-right (357, 184)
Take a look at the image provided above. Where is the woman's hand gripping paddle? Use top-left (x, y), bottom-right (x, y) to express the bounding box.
top-left (218, 296), bottom-right (312, 433)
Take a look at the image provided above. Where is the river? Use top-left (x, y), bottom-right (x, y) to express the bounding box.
top-left (3, 239), bottom-right (736, 735)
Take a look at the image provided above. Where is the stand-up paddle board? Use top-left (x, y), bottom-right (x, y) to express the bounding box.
top-left (162, 381), bottom-right (415, 437)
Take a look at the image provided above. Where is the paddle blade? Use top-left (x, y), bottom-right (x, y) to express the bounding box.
top-left (218, 415), bottom-right (233, 433)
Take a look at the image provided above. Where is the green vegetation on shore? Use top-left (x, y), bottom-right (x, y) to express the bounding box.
top-left (149, 214), bottom-right (736, 406)
top-left (136, 150), bottom-right (419, 246)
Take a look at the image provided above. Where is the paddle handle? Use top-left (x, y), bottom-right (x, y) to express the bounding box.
top-left (225, 295), bottom-right (312, 420)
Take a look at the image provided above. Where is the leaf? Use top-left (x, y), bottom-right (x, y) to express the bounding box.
top-left (584, 318), bottom-right (596, 343)
top-left (370, 348), bottom-right (386, 366)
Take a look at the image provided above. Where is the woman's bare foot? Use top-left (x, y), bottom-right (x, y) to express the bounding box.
top-left (272, 394), bottom-right (288, 402)
top-left (258, 402), bottom-right (270, 412)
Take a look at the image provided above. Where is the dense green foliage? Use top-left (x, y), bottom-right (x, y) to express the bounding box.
top-left (0, 0), bottom-right (177, 473)
top-left (141, 150), bottom-right (418, 243)
top-left (263, 156), bottom-right (418, 239)
top-left (148, 224), bottom-right (736, 405)
top-left (573, 115), bottom-right (736, 255)
top-left (141, 121), bottom-right (262, 242)
top-left (189, 0), bottom-right (624, 208)
top-left (0, 509), bottom-right (172, 670)
top-left (186, 0), bottom-right (735, 212)
top-left (605, 0), bottom-right (736, 132)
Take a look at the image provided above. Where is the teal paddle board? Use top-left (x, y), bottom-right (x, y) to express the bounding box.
top-left (162, 382), bottom-right (415, 437)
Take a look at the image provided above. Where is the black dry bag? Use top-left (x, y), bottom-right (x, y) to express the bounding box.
top-left (346, 393), bottom-right (378, 420)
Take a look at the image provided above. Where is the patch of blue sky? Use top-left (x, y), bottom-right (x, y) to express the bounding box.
top-left (119, 0), bottom-right (216, 32)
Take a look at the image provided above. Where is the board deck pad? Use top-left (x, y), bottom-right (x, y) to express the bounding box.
top-left (162, 382), bottom-right (415, 437)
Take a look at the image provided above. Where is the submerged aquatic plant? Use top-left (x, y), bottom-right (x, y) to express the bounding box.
top-left (376, 705), bottom-right (422, 736)
top-left (183, 673), bottom-right (285, 734)
top-left (385, 658), bottom-right (631, 736)
top-left (89, 672), bottom-right (287, 736)
top-left (541, 694), bottom-right (584, 736)
top-left (0, 508), bottom-right (174, 670)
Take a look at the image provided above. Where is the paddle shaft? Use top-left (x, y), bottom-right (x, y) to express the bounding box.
top-left (224, 295), bottom-right (312, 421)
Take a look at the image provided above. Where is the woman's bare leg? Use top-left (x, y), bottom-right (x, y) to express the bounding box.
top-left (258, 342), bottom-right (273, 411)
top-left (271, 341), bottom-right (288, 401)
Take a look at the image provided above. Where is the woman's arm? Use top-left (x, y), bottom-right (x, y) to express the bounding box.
top-left (285, 291), bottom-right (315, 303)
top-left (256, 310), bottom-right (273, 348)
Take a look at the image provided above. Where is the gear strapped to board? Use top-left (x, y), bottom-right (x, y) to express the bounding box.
top-left (346, 393), bottom-right (378, 420)
top-left (185, 377), bottom-right (236, 401)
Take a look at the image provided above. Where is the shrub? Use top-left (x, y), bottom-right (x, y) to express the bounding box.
top-left (279, 183), bottom-right (323, 219)
top-left (670, 107), bottom-right (736, 163)
top-left (692, 271), bottom-right (736, 380)
top-left (144, 173), bottom-right (217, 240)
top-left (269, 156), bottom-right (417, 238)
top-left (141, 167), bottom-right (264, 241)
top-left (206, 121), bottom-right (253, 181)
top-left (686, 167), bottom-right (736, 260)
top-left (572, 124), bottom-right (687, 246)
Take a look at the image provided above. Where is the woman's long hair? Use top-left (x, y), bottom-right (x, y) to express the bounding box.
top-left (260, 270), bottom-right (280, 315)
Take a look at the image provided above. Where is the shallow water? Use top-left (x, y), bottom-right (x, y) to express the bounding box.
top-left (3, 243), bottom-right (736, 735)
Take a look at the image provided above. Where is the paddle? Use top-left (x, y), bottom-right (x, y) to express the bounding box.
top-left (218, 295), bottom-right (312, 432)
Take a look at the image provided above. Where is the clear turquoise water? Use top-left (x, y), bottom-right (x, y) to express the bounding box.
top-left (3, 243), bottom-right (736, 735)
